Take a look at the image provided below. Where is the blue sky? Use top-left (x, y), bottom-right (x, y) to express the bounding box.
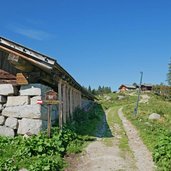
top-left (1, 0), bottom-right (171, 90)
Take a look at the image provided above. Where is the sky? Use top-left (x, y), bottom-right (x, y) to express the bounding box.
top-left (0, 0), bottom-right (171, 90)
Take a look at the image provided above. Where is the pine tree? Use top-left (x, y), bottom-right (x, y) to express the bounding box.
top-left (167, 59), bottom-right (171, 86)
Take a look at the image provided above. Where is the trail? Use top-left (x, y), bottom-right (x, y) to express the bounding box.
top-left (118, 107), bottom-right (155, 171)
top-left (66, 107), bottom-right (155, 171)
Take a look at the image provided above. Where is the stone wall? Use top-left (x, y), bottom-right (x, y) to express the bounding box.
top-left (0, 84), bottom-right (58, 137)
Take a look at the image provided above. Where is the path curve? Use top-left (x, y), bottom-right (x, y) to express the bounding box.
top-left (118, 107), bottom-right (155, 171)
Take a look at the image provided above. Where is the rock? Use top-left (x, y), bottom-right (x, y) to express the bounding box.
top-left (0, 84), bottom-right (17, 96)
top-left (30, 96), bottom-right (41, 105)
top-left (20, 84), bottom-right (51, 97)
top-left (19, 168), bottom-right (28, 171)
top-left (0, 116), bottom-right (5, 125)
top-left (0, 126), bottom-right (15, 137)
top-left (2, 104), bottom-right (42, 119)
top-left (148, 113), bottom-right (161, 120)
top-left (0, 95), bottom-right (7, 103)
top-left (5, 117), bottom-right (18, 129)
top-left (17, 118), bottom-right (47, 135)
top-left (2, 104), bottom-right (57, 121)
top-left (117, 95), bottom-right (125, 100)
top-left (6, 96), bottom-right (30, 107)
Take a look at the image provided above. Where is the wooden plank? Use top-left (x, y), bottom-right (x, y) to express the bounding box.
top-left (16, 73), bottom-right (28, 85)
top-left (58, 81), bottom-right (63, 129)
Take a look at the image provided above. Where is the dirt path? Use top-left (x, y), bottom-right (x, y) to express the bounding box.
top-left (118, 108), bottom-right (155, 171)
top-left (66, 107), bottom-right (155, 171)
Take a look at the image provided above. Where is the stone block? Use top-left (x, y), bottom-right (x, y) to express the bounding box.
top-left (6, 96), bottom-right (30, 107)
top-left (20, 84), bottom-right (51, 97)
top-left (0, 126), bottom-right (15, 137)
top-left (5, 117), bottom-right (18, 129)
top-left (17, 118), bottom-right (47, 135)
top-left (0, 116), bottom-right (5, 125)
top-left (2, 104), bottom-right (58, 121)
top-left (0, 95), bottom-right (7, 103)
top-left (0, 84), bottom-right (17, 96)
top-left (30, 96), bottom-right (41, 105)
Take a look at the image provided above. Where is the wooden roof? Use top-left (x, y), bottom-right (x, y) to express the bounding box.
top-left (0, 37), bottom-right (95, 100)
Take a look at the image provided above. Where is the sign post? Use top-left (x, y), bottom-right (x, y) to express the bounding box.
top-left (37, 90), bottom-right (59, 138)
top-left (133, 72), bottom-right (143, 116)
top-left (45, 90), bottom-right (58, 138)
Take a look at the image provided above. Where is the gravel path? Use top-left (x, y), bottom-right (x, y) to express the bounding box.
top-left (66, 107), bottom-right (155, 171)
top-left (118, 108), bottom-right (155, 171)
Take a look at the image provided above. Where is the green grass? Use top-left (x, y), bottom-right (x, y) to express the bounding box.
top-left (106, 106), bottom-right (130, 152)
top-left (0, 103), bottom-right (104, 171)
top-left (123, 93), bottom-right (171, 170)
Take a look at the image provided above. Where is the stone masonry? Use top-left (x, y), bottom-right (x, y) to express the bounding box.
top-left (0, 84), bottom-right (58, 137)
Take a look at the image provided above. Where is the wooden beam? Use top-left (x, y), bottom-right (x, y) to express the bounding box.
top-left (58, 80), bottom-right (63, 129)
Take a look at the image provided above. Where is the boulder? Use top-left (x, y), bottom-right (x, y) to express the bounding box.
top-left (17, 118), bottom-right (47, 135)
top-left (2, 104), bottom-right (57, 121)
top-left (117, 95), bottom-right (125, 100)
top-left (5, 117), bottom-right (18, 129)
top-left (6, 96), bottom-right (30, 107)
top-left (0, 116), bottom-right (5, 125)
top-left (20, 84), bottom-right (51, 97)
top-left (0, 95), bottom-right (7, 103)
top-left (148, 113), bottom-right (161, 120)
top-left (0, 84), bottom-right (17, 96)
top-left (0, 126), bottom-right (15, 137)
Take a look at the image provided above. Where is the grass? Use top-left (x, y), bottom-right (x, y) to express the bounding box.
top-left (123, 93), bottom-right (171, 150)
top-left (0, 103), bottom-right (105, 170)
top-left (106, 106), bottom-right (130, 152)
top-left (123, 93), bottom-right (171, 170)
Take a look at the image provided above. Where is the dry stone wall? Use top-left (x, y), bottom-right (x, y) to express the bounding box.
top-left (0, 84), bottom-right (58, 137)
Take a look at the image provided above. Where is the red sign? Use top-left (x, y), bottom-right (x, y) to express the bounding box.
top-left (37, 100), bottom-right (43, 104)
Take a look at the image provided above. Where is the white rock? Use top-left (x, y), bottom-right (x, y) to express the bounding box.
top-left (0, 116), bottom-right (5, 125)
top-left (0, 126), bottom-right (15, 137)
top-left (0, 95), bottom-right (7, 103)
top-left (30, 96), bottom-right (42, 105)
top-left (6, 96), bottom-right (30, 107)
top-left (20, 84), bottom-right (51, 97)
top-left (0, 84), bottom-right (17, 96)
top-left (149, 113), bottom-right (161, 120)
top-left (5, 117), bottom-right (18, 129)
top-left (17, 118), bottom-right (47, 135)
top-left (2, 104), bottom-right (57, 121)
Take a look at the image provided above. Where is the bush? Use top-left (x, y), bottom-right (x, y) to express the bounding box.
top-left (153, 132), bottom-right (171, 171)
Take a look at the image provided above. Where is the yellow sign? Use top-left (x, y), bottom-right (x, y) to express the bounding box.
top-left (43, 100), bottom-right (60, 105)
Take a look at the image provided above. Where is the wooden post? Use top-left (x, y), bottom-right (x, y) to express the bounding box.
top-left (47, 105), bottom-right (51, 138)
top-left (70, 88), bottom-right (73, 119)
top-left (79, 91), bottom-right (82, 108)
top-left (63, 84), bottom-right (67, 124)
top-left (58, 81), bottom-right (63, 129)
top-left (66, 86), bottom-right (70, 121)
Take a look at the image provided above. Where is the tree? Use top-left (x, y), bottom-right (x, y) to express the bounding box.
top-left (88, 85), bottom-right (92, 93)
top-left (167, 58), bottom-right (171, 86)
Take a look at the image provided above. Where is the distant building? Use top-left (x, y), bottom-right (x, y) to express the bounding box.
top-left (118, 83), bottom-right (153, 92)
top-left (141, 84), bottom-right (153, 91)
top-left (119, 84), bottom-right (137, 92)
